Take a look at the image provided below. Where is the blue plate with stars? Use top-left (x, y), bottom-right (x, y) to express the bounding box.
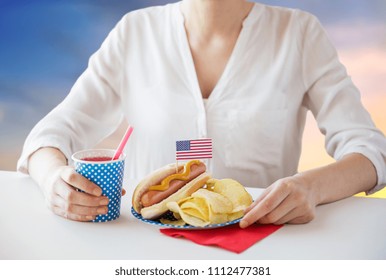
top-left (131, 207), bottom-right (241, 230)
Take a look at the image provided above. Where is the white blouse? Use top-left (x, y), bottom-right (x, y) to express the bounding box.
top-left (18, 2), bottom-right (386, 192)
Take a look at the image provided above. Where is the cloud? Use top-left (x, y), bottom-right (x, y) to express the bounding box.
top-left (0, 105), bottom-right (4, 123)
top-left (325, 20), bottom-right (386, 49)
top-left (338, 46), bottom-right (386, 98)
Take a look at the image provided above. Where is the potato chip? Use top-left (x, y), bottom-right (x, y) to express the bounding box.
top-left (165, 178), bottom-right (253, 227)
top-left (208, 212), bottom-right (229, 224)
top-left (206, 178), bottom-right (217, 190)
top-left (159, 218), bottom-right (186, 226)
top-left (227, 210), bottom-right (244, 221)
top-left (211, 179), bottom-right (253, 212)
top-left (192, 189), bottom-right (233, 213)
top-left (173, 212), bottom-right (181, 220)
top-left (180, 197), bottom-right (209, 221)
top-left (166, 201), bottom-right (210, 227)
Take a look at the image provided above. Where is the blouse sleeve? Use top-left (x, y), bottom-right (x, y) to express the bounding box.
top-left (17, 15), bottom-right (130, 174)
top-left (300, 13), bottom-right (386, 194)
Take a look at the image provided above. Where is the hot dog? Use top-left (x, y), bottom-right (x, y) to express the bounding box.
top-left (132, 160), bottom-right (211, 219)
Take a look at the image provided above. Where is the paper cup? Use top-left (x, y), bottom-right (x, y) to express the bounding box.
top-left (72, 149), bottom-right (125, 222)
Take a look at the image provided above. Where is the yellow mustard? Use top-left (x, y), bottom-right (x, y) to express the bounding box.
top-left (148, 160), bottom-right (201, 191)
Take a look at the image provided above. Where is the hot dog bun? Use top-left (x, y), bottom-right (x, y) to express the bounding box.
top-left (139, 172), bottom-right (211, 219)
top-left (132, 163), bottom-right (179, 213)
top-left (132, 160), bottom-right (211, 219)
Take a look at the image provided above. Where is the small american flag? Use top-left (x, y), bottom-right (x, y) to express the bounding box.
top-left (176, 138), bottom-right (213, 160)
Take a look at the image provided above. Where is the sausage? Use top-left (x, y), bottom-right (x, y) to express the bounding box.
top-left (140, 163), bottom-right (206, 207)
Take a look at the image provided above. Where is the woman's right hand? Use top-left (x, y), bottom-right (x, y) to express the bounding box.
top-left (41, 165), bottom-right (109, 221)
top-left (28, 147), bottom-right (109, 222)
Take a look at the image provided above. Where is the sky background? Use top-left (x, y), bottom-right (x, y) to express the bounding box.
top-left (0, 0), bottom-right (385, 171)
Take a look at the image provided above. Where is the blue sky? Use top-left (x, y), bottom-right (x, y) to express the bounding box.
top-left (0, 0), bottom-right (385, 170)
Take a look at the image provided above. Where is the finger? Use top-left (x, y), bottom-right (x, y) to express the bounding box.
top-left (51, 206), bottom-right (96, 222)
top-left (273, 205), bottom-right (315, 225)
top-left (122, 188), bottom-right (126, 196)
top-left (257, 199), bottom-right (297, 224)
top-left (52, 194), bottom-right (108, 216)
top-left (244, 188), bottom-right (270, 214)
top-left (287, 213), bottom-right (315, 224)
top-left (240, 186), bottom-right (291, 228)
top-left (60, 166), bottom-right (102, 196)
top-left (54, 179), bottom-right (109, 207)
top-left (268, 187), bottom-right (316, 224)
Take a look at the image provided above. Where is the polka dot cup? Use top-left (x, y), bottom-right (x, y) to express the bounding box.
top-left (72, 149), bottom-right (125, 222)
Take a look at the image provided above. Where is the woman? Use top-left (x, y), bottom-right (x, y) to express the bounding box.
top-left (18, 0), bottom-right (386, 226)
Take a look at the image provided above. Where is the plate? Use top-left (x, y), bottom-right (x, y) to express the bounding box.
top-left (131, 207), bottom-right (241, 230)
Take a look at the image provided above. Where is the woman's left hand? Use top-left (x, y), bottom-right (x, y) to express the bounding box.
top-left (240, 175), bottom-right (318, 227)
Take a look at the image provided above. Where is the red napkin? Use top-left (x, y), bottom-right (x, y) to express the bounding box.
top-left (160, 223), bottom-right (283, 254)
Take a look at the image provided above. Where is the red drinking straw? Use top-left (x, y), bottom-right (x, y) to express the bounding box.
top-left (112, 125), bottom-right (134, 160)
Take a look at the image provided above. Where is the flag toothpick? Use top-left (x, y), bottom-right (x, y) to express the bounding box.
top-left (175, 138), bottom-right (213, 161)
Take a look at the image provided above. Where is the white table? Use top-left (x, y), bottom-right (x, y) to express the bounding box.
top-left (1, 170), bottom-right (385, 260)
